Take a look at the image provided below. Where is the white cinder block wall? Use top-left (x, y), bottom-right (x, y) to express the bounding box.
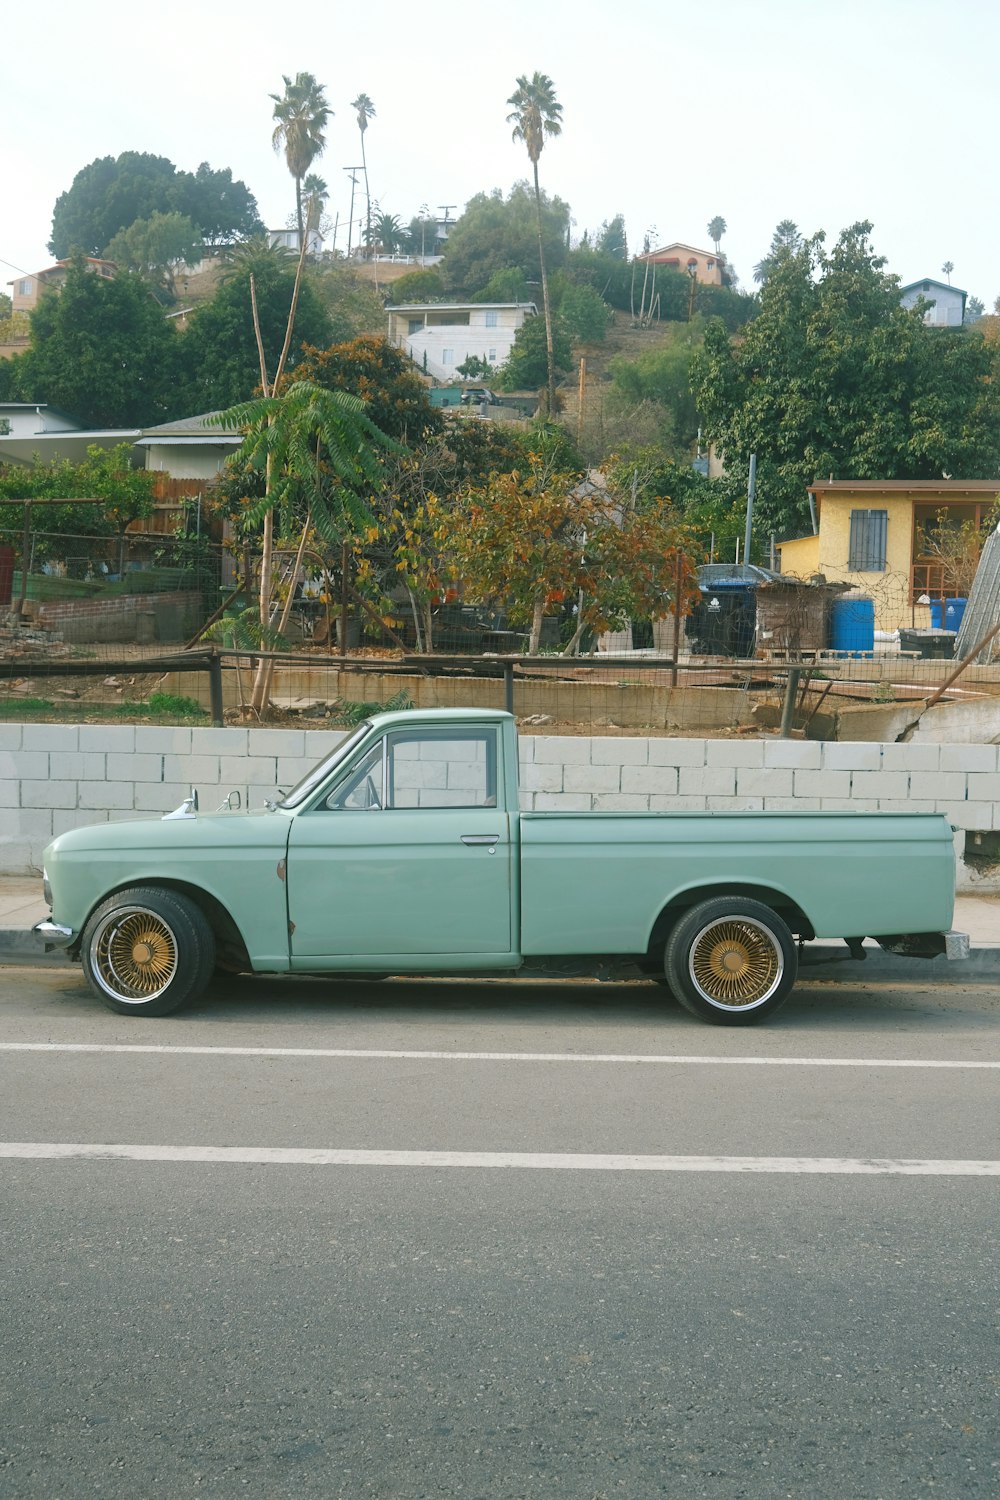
top-left (1, 724), bottom-right (998, 890)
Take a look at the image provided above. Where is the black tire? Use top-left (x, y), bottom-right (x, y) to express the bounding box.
top-left (664, 897), bottom-right (797, 1026)
top-left (81, 886), bottom-right (215, 1017)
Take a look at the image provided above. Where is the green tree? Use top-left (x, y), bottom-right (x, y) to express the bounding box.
top-left (608, 327), bottom-right (702, 455)
top-left (498, 313), bottom-right (571, 392)
top-left (707, 216), bottom-right (727, 256)
top-left (177, 241), bottom-right (332, 411)
top-left (0, 443), bottom-right (156, 559)
top-left (753, 218), bottom-right (802, 284)
top-left (441, 185), bottom-right (569, 297)
top-left (270, 72), bottom-right (331, 246)
top-left (556, 282), bottom-right (612, 343)
top-left (694, 220), bottom-right (1000, 537)
top-left (309, 260), bottom-right (387, 340)
top-left (288, 335), bottom-right (442, 442)
top-left (387, 268), bottom-right (446, 302)
top-left (7, 258), bottom-right (180, 427)
top-left (595, 215), bottom-right (627, 259)
top-left (105, 211), bottom-right (204, 302)
top-left (507, 71), bottom-right (564, 415)
top-left (49, 152), bottom-right (262, 257)
top-left (351, 93), bottom-right (376, 254)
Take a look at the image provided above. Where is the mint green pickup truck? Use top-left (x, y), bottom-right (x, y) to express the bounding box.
top-left (36, 708), bottom-right (966, 1026)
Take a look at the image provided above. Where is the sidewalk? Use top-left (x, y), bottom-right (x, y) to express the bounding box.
top-left (1, 876), bottom-right (999, 981)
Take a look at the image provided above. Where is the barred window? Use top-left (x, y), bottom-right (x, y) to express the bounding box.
top-left (848, 509), bottom-right (887, 571)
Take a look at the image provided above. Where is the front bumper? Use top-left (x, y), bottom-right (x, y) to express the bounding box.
top-left (33, 918), bottom-right (75, 950)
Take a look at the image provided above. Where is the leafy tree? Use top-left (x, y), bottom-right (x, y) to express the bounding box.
top-left (694, 220), bottom-right (1000, 537)
top-left (708, 216), bottom-right (727, 256)
top-left (7, 258), bottom-right (180, 426)
top-left (556, 282), bottom-right (612, 343)
top-left (351, 93), bottom-right (376, 253)
top-left (594, 215), bottom-right (627, 260)
top-left (470, 266), bottom-right (532, 304)
top-left (441, 185), bottom-right (569, 299)
top-left (456, 355), bottom-right (493, 381)
top-left (753, 219), bottom-right (802, 284)
top-left (49, 152), bottom-right (263, 257)
top-left (104, 211), bottom-right (203, 302)
top-left (0, 293), bottom-right (11, 320)
top-left (507, 71), bottom-right (564, 415)
top-left (288, 335), bottom-right (442, 442)
top-left (0, 444), bottom-right (156, 558)
top-left (497, 312), bottom-right (571, 391)
top-left (270, 72), bottom-right (331, 245)
top-left (387, 268), bottom-right (446, 302)
top-left (177, 241), bottom-right (332, 411)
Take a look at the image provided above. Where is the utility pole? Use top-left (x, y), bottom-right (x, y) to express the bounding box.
top-left (344, 168), bottom-right (362, 257)
top-left (437, 204), bottom-right (456, 252)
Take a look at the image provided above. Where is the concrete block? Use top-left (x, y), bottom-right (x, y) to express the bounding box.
top-left (651, 795), bottom-right (707, 811)
top-left (851, 771), bottom-right (910, 800)
top-left (162, 755), bottom-right (222, 786)
top-left (49, 753), bottom-right (88, 781)
top-left (80, 781), bottom-right (134, 810)
top-left (563, 764), bottom-right (622, 794)
top-left (0, 808), bottom-right (53, 840)
top-left (520, 763), bottom-right (564, 794)
top-left (706, 796), bottom-right (765, 811)
top-left (937, 801), bottom-right (977, 830)
top-left (0, 780), bottom-right (18, 807)
top-left (220, 756), bottom-right (279, 787)
top-left (762, 797), bottom-right (803, 811)
top-left (793, 770), bottom-right (851, 799)
top-left (819, 798), bottom-right (879, 812)
top-left (763, 739), bottom-right (822, 769)
top-left (2, 751), bottom-right (49, 779)
top-left (135, 783), bottom-right (190, 814)
top-left (590, 737), bottom-right (648, 765)
top-left (192, 727), bottom-right (249, 755)
top-left (874, 799), bottom-right (937, 816)
top-left (22, 724), bottom-right (77, 753)
top-left (135, 726), bottom-right (193, 755)
top-left (82, 753), bottom-right (107, 780)
top-left (878, 743), bottom-right (940, 772)
top-left (303, 731), bottom-right (349, 757)
top-left (53, 808), bottom-right (110, 836)
top-left (621, 765), bottom-right (679, 796)
top-left (965, 773), bottom-right (1000, 803)
top-left (593, 793), bottom-right (651, 811)
top-left (736, 767), bottom-right (793, 798)
top-left (21, 780), bottom-right (76, 810)
top-left (533, 736), bottom-right (592, 765)
top-left (648, 739), bottom-right (706, 767)
top-left (276, 757), bottom-right (317, 788)
top-left (705, 739), bottom-right (765, 767)
top-left (532, 792), bottom-right (593, 811)
top-left (909, 772), bottom-right (966, 802)
top-left (249, 728), bottom-right (306, 757)
top-left (0, 841), bottom-right (35, 875)
top-left (0, 726), bottom-right (22, 750)
top-left (939, 744), bottom-right (998, 773)
top-left (678, 766), bottom-right (736, 797)
top-left (107, 752), bottom-right (162, 783)
top-left (821, 742), bottom-right (882, 771)
top-left (79, 725), bottom-right (135, 752)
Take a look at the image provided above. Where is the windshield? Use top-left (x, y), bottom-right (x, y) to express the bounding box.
top-left (277, 722), bottom-right (372, 809)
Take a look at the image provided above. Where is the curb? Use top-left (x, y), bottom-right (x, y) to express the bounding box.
top-left (2, 929), bottom-right (999, 983)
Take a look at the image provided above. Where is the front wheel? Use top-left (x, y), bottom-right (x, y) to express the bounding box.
top-left (664, 897), bottom-right (797, 1026)
top-left (81, 886), bottom-right (215, 1017)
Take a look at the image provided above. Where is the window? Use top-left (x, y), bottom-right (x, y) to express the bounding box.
top-left (408, 317), bottom-right (423, 336)
top-left (442, 348), bottom-right (454, 365)
top-left (848, 509), bottom-right (888, 571)
top-left (323, 730), bottom-right (498, 811)
top-left (488, 348), bottom-right (497, 363)
top-left (18, 279), bottom-right (31, 296)
top-left (484, 310), bottom-right (498, 327)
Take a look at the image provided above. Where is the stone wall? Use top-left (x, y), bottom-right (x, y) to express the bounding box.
top-left (2, 722), bottom-right (998, 890)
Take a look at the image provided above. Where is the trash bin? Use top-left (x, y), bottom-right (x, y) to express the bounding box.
top-left (898, 628), bottom-right (956, 660)
top-left (929, 598), bottom-right (967, 631)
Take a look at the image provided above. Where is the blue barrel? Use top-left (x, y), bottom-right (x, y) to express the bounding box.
top-left (830, 595), bottom-right (875, 654)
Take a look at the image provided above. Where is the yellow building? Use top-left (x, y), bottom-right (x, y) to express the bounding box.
top-left (777, 480), bottom-right (1000, 631)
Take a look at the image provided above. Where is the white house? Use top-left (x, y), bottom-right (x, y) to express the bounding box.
top-left (900, 278), bottom-right (967, 327)
top-left (0, 404), bottom-right (139, 466)
top-left (386, 301), bottom-right (537, 381)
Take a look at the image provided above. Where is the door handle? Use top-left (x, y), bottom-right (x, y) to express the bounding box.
top-left (461, 834), bottom-right (500, 845)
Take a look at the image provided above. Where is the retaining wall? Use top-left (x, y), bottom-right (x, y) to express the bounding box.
top-left (1, 722), bottom-right (999, 890)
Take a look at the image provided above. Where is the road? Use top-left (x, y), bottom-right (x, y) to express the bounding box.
top-left (1, 967), bottom-right (998, 1499)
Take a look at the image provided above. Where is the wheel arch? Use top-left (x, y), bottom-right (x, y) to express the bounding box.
top-left (645, 882), bottom-right (814, 963)
top-left (74, 878), bottom-right (252, 970)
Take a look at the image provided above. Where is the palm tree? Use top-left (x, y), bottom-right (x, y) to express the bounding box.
top-left (942, 260), bottom-right (954, 284)
top-left (351, 93), bottom-right (376, 256)
top-left (270, 72), bottom-right (331, 247)
top-left (707, 216), bottom-right (727, 257)
top-left (302, 174), bottom-right (328, 249)
top-left (507, 71), bottom-right (563, 414)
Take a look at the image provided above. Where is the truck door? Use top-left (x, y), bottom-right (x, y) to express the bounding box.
top-left (285, 724), bottom-right (513, 960)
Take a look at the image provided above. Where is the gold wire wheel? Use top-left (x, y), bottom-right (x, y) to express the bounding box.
top-left (93, 908), bottom-right (179, 1002)
top-left (689, 918), bottom-right (782, 1008)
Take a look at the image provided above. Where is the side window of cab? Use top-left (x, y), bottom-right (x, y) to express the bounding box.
top-left (321, 729), bottom-right (498, 811)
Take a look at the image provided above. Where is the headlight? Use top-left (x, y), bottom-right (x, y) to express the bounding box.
top-left (42, 869), bottom-right (52, 907)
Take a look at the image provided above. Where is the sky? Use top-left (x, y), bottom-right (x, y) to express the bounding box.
top-left (3, 0), bottom-right (998, 306)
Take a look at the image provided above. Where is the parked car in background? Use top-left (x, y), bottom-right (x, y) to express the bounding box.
top-left (460, 387), bottom-right (501, 406)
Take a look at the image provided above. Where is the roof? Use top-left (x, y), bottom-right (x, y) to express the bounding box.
top-left (808, 480), bottom-right (1000, 496)
top-left (6, 257), bottom-right (117, 288)
top-left (386, 301), bottom-right (537, 313)
top-left (138, 412), bottom-right (241, 440)
top-left (643, 242), bottom-right (721, 260)
top-left (900, 278), bottom-right (968, 298)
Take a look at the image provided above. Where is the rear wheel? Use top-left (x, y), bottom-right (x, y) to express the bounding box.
top-left (81, 886), bottom-right (215, 1017)
top-left (665, 897), bottom-right (796, 1026)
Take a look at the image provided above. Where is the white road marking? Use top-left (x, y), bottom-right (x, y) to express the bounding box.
top-left (1, 1142), bottom-right (999, 1174)
top-left (0, 1042), bottom-right (998, 1069)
